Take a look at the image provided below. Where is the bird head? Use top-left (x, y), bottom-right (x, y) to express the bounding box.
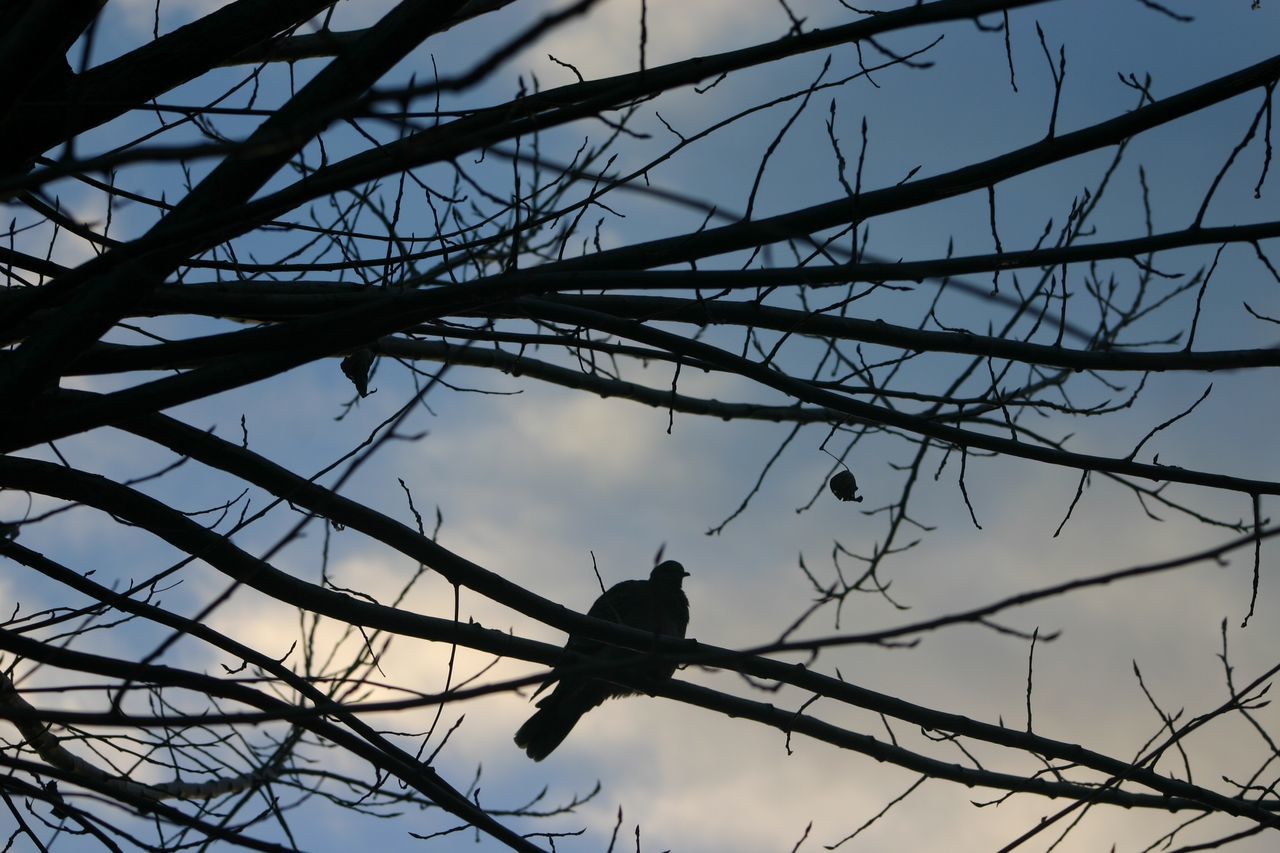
top-left (651, 560), bottom-right (689, 585)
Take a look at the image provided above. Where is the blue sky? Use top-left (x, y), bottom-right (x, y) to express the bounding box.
top-left (5, 0), bottom-right (1280, 850)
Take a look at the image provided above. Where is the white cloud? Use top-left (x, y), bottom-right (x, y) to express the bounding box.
top-left (532, 0), bottom-right (782, 81)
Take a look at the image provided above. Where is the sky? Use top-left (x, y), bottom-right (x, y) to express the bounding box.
top-left (4, 0), bottom-right (1280, 851)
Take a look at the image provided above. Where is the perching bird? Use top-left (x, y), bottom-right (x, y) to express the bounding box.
top-left (514, 560), bottom-right (691, 761)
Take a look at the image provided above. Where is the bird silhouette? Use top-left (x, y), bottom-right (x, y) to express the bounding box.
top-left (514, 560), bottom-right (690, 761)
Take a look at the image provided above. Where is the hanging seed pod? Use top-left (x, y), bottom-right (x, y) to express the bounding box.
top-left (829, 469), bottom-right (862, 503)
top-left (340, 348), bottom-right (375, 397)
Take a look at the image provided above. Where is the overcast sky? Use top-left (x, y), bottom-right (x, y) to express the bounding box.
top-left (6, 0), bottom-right (1280, 850)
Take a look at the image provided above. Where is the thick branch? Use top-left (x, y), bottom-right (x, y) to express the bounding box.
top-left (2, 432), bottom-right (1271, 815)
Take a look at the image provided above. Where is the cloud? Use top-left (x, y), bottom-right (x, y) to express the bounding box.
top-left (531, 0), bottom-right (783, 81)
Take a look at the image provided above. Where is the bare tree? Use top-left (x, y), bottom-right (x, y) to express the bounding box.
top-left (1, 0), bottom-right (1279, 849)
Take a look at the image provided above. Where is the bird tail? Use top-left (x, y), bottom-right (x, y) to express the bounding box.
top-left (513, 694), bottom-right (586, 761)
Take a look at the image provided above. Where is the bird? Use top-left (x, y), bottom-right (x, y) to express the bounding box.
top-left (514, 560), bottom-right (691, 761)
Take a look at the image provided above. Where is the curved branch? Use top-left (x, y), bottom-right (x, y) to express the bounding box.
top-left (3, 429), bottom-right (1272, 816)
top-left (0, 626), bottom-right (541, 851)
top-left (528, 299), bottom-right (1280, 495)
